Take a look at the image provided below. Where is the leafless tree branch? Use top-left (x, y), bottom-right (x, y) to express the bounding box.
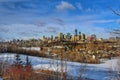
top-left (110, 8), bottom-right (120, 16)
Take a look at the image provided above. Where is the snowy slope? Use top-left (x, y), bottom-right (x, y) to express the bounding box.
top-left (0, 53), bottom-right (119, 80)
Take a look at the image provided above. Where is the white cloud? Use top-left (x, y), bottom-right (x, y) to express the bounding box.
top-left (116, 19), bottom-right (120, 24)
top-left (56, 1), bottom-right (75, 11)
top-left (0, 24), bottom-right (44, 40)
top-left (86, 8), bottom-right (92, 12)
top-left (76, 3), bottom-right (82, 10)
top-left (87, 20), bottom-right (115, 23)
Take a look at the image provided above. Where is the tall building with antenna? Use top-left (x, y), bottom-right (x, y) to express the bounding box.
top-left (74, 29), bottom-right (78, 36)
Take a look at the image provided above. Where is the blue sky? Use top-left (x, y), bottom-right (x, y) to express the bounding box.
top-left (0, 0), bottom-right (120, 40)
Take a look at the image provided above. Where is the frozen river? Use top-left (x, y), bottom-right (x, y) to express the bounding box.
top-left (0, 53), bottom-right (119, 80)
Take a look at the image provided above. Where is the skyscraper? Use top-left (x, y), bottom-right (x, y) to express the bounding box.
top-left (75, 29), bottom-right (78, 36)
top-left (79, 32), bottom-right (81, 35)
top-left (66, 33), bottom-right (71, 40)
top-left (81, 33), bottom-right (85, 41)
top-left (58, 32), bottom-right (63, 41)
top-left (91, 34), bottom-right (96, 41)
top-left (51, 35), bottom-right (53, 41)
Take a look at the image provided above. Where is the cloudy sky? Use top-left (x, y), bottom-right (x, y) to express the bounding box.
top-left (0, 0), bottom-right (120, 40)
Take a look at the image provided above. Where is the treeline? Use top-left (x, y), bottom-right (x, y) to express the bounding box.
top-left (0, 45), bottom-right (100, 64)
top-left (0, 44), bottom-right (119, 64)
top-left (6, 45), bottom-right (46, 57)
top-left (4, 45), bottom-right (100, 64)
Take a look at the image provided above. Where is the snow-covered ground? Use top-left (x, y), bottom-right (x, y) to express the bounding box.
top-left (0, 53), bottom-right (119, 80)
top-left (22, 47), bottom-right (41, 51)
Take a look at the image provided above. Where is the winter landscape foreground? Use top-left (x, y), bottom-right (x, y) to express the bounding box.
top-left (0, 53), bottom-right (119, 80)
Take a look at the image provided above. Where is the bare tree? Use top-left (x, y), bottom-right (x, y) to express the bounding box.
top-left (109, 8), bottom-right (120, 80)
top-left (111, 29), bottom-right (120, 37)
top-left (77, 63), bottom-right (87, 80)
top-left (110, 8), bottom-right (120, 37)
top-left (111, 8), bottom-right (120, 16)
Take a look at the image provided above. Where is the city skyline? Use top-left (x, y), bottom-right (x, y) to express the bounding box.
top-left (0, 0), bottom-right (120, 40)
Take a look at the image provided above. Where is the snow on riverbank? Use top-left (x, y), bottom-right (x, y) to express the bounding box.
top-left (22, 47), bottom-right (41, 51)
top-left (0, 53), bottom-right (119, 80)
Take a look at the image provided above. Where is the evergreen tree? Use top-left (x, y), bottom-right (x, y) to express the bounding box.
top-left (25, 55), bottom-right (31, 67)
top-left (13, 54), bottom-right (23, 66)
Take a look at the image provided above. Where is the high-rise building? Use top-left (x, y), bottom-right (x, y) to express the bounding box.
top-left (63, 34), bottom-right (67, 39)
top-left (43, 36), bottom-right (45, 39)
top-left (75, 29), bottom-right (78, 36)
top-left (78, 32), bottom-right (81, 40)
top-left (79, 32), bottom-right (81, 35)
top-left (58, 32), bottom-right (63, 41)
top-left (71, 35), bottom-right (75, 41)
top-left (81, 33), bottom-right (85, 41)
top-left (66, 33), bottom-right (71, 40)
top-left (91, 34), bottom-right (96, 41)
top-left (54, 36), bottom-right (59, 41)
top-left (51, 35), bottom-right (53, 41)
